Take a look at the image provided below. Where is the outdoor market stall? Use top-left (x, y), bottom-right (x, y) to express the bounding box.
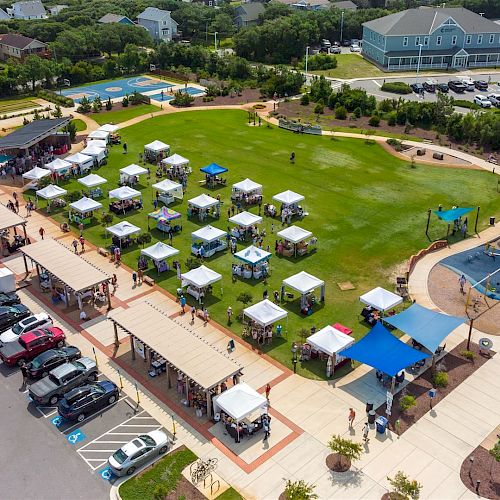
top-left (270, 190), bottom-right (305, 221)
top-left (68, 197), bottom-right (102, 226)
top-left (108, 186), bottom-right (142, 214)
top-left (80, 144), bottom-right (106, 165)
top-left (191, 225), bottom-right (227, 258)
top-left (0, 202), bottom-right (28, 255)
top-left (243, 299), bottom-right (288, 344)
top-left (105, 221), bottom-right (141, 248)
top-left (360, 286), bottom-right (403, 326)
top-left (119, 164), bottom-right (148, 186)
top-left (144, 140), bottom-right (170, 163)
top-left (108, 302), bottom-right (241, 419)
top-left (20, 238), bottom-right (111, 310)
top-left (228, 211), bottom-right (262, 241)
top-left (233, 245), bottom-right (271, 280)
top-left (36, 184), bottom-right (67, 212)
top-left (148, 206), bottom-right (182, 233)
top-left (212, 383), bottom-right (269, 440)
top-left (231, 178), bottom-right (262, 206)
top-left (98, 124), bottom-right (119, 133)
top-left (276, 226), bottom-right (315, 257)
top-left (200, 162), bottom-right (228, 188)
top-left (87, 130), bottom-right (109, 142)
top-left (187, 194), bottom-right (220, 221)
top-left (180, 265), bottom-right (222, 302)
top-left (281, 271), bottom-right (324, 315)
top-left (78, 173), bottom-right (107, 199)
top-left (306, 325), bottom-right (354, 377)
top-left (87, 139), bottom-right (107, 150)
top-left (45, 158), bottom-right (72, 181)
top-left (140, 242), bottom-right (179, 274)
top-left (152, 178), bottom-right (183, 205)
top-left (22, 166), bottom-right (50, 188)
top-left (162, 153), bottom-right (189, 171)
top-left (65, 152), bottom-right (94, 174)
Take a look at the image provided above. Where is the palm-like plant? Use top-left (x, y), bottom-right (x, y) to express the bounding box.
top-left (327, 434), bottom-right (363, 471)
top-left (387, 471), bottom-right (422, 500)
top-left (283, 479), bottom-right (318, 500)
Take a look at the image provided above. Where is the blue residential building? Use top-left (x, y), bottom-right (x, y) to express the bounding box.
top-left (137, 7), bottom-right (178, 43)
top-left (362, 7), bottom-right (500, 71)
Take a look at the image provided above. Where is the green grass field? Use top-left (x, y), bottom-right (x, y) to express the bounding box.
top-left (39, 109), bottom-right (500, 378)
top-left (71, 119), bottom-right (87, 132)
top-left (91, 104), bottom-right (159, 125)
top-left (312, 54), bottom-right (386, 79)
top-left (0, 97), bottom-right (41, 114)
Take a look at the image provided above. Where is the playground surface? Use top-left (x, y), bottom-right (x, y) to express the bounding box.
top-left (61, 76), bottom-right (174, 103)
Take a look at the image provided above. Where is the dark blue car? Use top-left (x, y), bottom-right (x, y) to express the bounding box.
top-left (58, 380), bottom-right (119, 422)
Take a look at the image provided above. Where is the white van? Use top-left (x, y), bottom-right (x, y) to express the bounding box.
top-left (459, 76), bottom-right (475, 91)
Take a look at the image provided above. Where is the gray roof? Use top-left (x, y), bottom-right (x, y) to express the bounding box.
top-left (98, 13), bottom-right (133, 24)
top-left (0, 8), bottom-right (9, 19)
top-left (137, 7), bottom-right (172, 22)
top-left (235, 2), bottom-right (265, 21)
top-left (0, 118), bottom-right (70, 150)
top-left (12, 0), bottom-right (46, 17)
top-left (363, 7), bottom-right (500, 36)
top-left (332, 1), bottom-right (357, 10)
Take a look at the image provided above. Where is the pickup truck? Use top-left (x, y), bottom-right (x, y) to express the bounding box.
top-left (0, 327), bottom-right (65, 367)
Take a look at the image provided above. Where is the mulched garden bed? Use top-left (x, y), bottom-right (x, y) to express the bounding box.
top-left (165, 477), bottom-right (204, 500)
top-left (193, 89), bottom-right (264, 106)
top-left (375, 340), bottom-right (494, 435)
top-left (460, 445), bottom-right (500, 500)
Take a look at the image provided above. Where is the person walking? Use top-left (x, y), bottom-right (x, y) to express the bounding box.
top-left (263, 414), bottom-right (271, 440)
top-left (461, 221), bottom-right (467, 238)
top-left (78, 222), bottom-right (84, 236)
top-left (227, 306), bottom-right (232, 324)
top-left (362, 422), bottom-right (370, 443)
top-left (203, 308), bottom-right (209, 324)
top-left (39, 227), bottom-right (45, 240)
top-left (137, 268), bottom-right (143, 284)
top-left (459, 274), bottom-right (466, 294)
top-left (79, 236), bottom-right (85, 253)
top-left (111, 274), bottom-right (118, 293)
top-left (190, 305), bottom-right (196, 324)
top-left (14, 199), bottom-right (19, 213)
top-left (123, 142), bottom-right (128, 154)
top-left (265, 383), bottom-right (271, 400)
top-left (180, 294), bottom-right (186, 313)
top-left (132, 271), bottom-right (137, 287)
top-left (20, 364), bottom-right (28, 390)
top-left (72, 238), bottom-right (78, 254)
top-left (348, 408), bottom-right (356, 428)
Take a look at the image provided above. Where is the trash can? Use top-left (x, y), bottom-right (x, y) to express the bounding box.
top-left (368, 410), bottom-right (376, 425)
top-left (490, 216), bottom-right (495, 226)
top-left (365, 402), bottom-right (373, 413)
top-left (375, 416), bottom-right (388, 434)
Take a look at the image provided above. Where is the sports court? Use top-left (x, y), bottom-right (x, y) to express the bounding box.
top-left (61, 76), bottom-right (174, 103)
top-left (148, 87), bottom-right (205, 102)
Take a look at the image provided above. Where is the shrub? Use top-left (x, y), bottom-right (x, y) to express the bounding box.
top-left (129, 91), bottom-right (151, 105)
top-left (378, 98), bottom-right (394, 113)
top-left (313, 103), bottom-right (324, 114)
top-left (122, 96), bottom-right (129, 107)
top-left (237, 292), bottom-right (253, 306)
top-left (432, 370), bottom-right (448, 388)
top-left (387, 138), bottom-right (403, 151)
top-left (37, 90), bottom-right (74, 107)
top-left (453, 99), bottom-right (480, 110)
top-left (283, 479), bottom-right (318, 500)
top-left (368, 115), bottom-right (380, 127)
top-left (334, 105), bottom-right (347, 120)
top-left (105, 97), bottom-right (113, 111)
top-left (387, 112), bottom-right (397, 126)
top-left (64, 121), bottom-right (77, 141)
top-left (353, 107), bottom-right (362, 118)
top-left (52, 105), bottom-right (62, 118)
top-left (460, 350), bottom-right (475, 361)
top-left (77, 96), bottom-right (91, 113)
top-left (67, 191), bottom-right (81, 202)
top-left (304, 53), bottom-right (337, 71)
top-left (171, 90), bottom-right (195, 107)
top-left (387, 471), bottom-right (422, 500)
top-left (300, 93), bottom-right (310, 106)
top-left (92, 96), bottom-right (102, 113)
top-left (381, 82), bottom-right (412, 94)
top-left (101, 212), bottom-right (113, 226)
top-left (400, 394), bottom-right (416, 412)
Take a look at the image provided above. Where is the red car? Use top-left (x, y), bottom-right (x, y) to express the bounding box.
top-left (0, 327), bottom-right (65, 367)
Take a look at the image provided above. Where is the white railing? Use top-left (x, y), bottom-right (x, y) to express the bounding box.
top-left (468, 61), bottom-right (500, 68)
top-left (387, 63), bottom-right (448, 71)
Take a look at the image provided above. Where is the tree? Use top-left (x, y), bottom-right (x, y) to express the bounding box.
top-left (52, 105), bottom-right (62, 118)
top-left (309, 75), bottom-right (331, 103)
top-left (283, 479), bottom-right (318, 500)
top-left (490, 441), bottom-right (500, 462)
top-left (171, 90), bottom-right (195, 107)
top-left (22, 55), bottom-right (46, 91)
top-left (327, 435), bottom-right (363, 470)
top-left (76, 96), bottom-right (91, 113)
top-left (64, 121), bottom-right (77, 141)
top-left (387, 471), bottom-right (422, 500)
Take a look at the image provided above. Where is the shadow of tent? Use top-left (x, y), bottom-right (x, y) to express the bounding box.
top-left (336, 368), bottom-right (387, 409)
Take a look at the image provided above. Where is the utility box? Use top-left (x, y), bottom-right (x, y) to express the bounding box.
top-left (0, 268), bottom-right (16, 293)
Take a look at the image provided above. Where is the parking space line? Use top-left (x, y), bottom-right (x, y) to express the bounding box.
top-left (372, 80), bottom-right (381, 87)
top-left (120, 424), bottom-right (160, 427)
top-left (81, 449), bottom-right (117, 452)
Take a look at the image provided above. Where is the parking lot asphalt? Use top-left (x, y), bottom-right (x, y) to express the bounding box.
top-left (0, 362), bottom-right (163, 500)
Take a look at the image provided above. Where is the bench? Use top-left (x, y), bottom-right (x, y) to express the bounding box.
top-left (144, 276), bottom-right (155, 286)
top-left (98, 247), bottom-right (109, 257)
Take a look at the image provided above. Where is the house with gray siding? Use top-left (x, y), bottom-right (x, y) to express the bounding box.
top-left (137, 7), bottom-right (178, 43)
top-left (362, 7), bottom-right (500, 71)
top-left (8, 0), bottom-right (47, 19)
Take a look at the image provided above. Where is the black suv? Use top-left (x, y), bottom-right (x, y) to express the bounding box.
top-left (58, 380), bottom-right (119, 422)
top-left (448, 80), bottom-right (467, 93)
top-left (474, 80), bottom-right (488, 91)
top-left (26, 346), bottom-right (82, 379)
top-left (0, 292), bottom-right (20, 307)
top-left (0, 304), bottom-right (30, 332)
top-left (437, 82), bottom-right (449, 93)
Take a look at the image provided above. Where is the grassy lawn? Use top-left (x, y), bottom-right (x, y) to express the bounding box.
top-left (119, 446), bottom-right (197, 500)
top-left (216, 487), bottom-right (244, 499)
top-left (312, 54), bottom-right (386, 79)
top-left (90, 104), bottom-right (159, 125)
top-left (40, 109), bottom-right (500, 378)
top-left (71, 119), bottom-right (87, 132)
top-left (0, 97), bottom-right (41, 114)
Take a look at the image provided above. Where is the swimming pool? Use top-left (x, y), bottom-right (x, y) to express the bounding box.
top-left (61, 76), bottom-right (174, 103)
top-left (440, 242), bottom-right (500, 300)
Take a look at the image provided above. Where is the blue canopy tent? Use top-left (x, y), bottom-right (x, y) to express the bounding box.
top-left (341, 322), bottom-right (429, 386)
top-left (200, 163), bottom-right (228, 188)
top-left (426, 206), bottom-right (477, 241)
top-left (384, 304), bottom-right (464, 354)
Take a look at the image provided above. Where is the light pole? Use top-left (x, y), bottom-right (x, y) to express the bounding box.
top-left (305, 45), bottom-right (310, 85)
top-left (291, 342), bottom-right (298, 374)
top-left (340, 11), bottom-right (345, 44)
top-left (416, 43), bottom-right (423, 84)
top-left (214, 31), bottom-right (218, 51)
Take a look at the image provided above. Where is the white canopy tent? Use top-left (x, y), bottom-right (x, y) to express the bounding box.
top-left (188, 194), bottom-right (220, 220)
top-left (243, 299), bottom-right (287, 328)
top-left (65, 152), bottom-right (94, 170)
top-left (119, 164), bottom-right (148, 185)
top-left (152, 179), bottom-right (183, 203)
top-left (105, 221), bottom-right (140, 247)
top-left (277, 226), bottom-right (312, 244)
top-left (109, 186), bottom-right (141, 201)
top-left (273, 190), bottom-right (304, 206)
top-left (98, 124), bottom-right (119, 133)
top-left (181, 265), bottom-right (222, 302)
top-left (69, 197), bottom-right (102, 214)
top-left (360, 287), bottom-right (403, 312)
top-left (87, 139), bottom-right (107, 150)
top-left (45, 158), bottom-right (71, 173)
top-left (141, 242), bottom-right (179, 274)
top-left (36, 184), bottom-right (67, 200)
top-left (80, 144), bottom-right (106, 162)
top-left (229, 211), bottom-right (262, 228)
top-left (192, 225), bottom-right (226, 243)
top-left (282, 271), bottom-right (325, 306)
top-left (191, 225), bottom-right (227, 258)
top-left (234, 245), bottom-right (271, 266)
top-left (162, 153), bottom-right (189, 167)
top-left (234, 245), bottom-right (271, 280)
top-left (22, 166), bottom-right (50, 182)
top-left (78, 173), bottom-right (107, 188)
top-left (232, 178), bottom-right (262, 194)
top-left (213, 383), bottom-right (268, 422)
top-left (87, 130), bottom-right (109, 142)
top-left (144, 140), bottom-right (170, 156)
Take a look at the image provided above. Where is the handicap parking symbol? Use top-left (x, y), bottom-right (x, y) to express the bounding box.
top-left (100, 467), bottom-right (115, 482)
top-left (51, 416), bottom-right (64, 427)
top-left (67, 428), bottom-right (86, 445)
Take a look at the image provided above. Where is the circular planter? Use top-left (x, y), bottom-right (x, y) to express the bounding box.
top-left (381, 493), bottom-right (406, 500)
top-left (326, 453), bottom-right (351, 472)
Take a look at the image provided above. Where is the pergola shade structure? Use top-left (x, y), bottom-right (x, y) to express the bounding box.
top-left (213, 383), bottom-right (267, 422)
top-left (282, 271), bottom-right (325, 307)
top-left (109, 302), bottom-right (241, 416)
top-left (20, 239), bottom-right (111, 309)
top-left (360, 286), bottom-right (403, 312)
top-left (243, 299), bottom-right (287, 328)
top-left (0, 202), bottom-right (28, 242)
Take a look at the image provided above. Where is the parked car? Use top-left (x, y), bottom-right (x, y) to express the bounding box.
top-left (342, 40), bottom-right (351, 47)
top-left (26, 346), bottom-right (81, 380)
top-left (423, 79), bottom-right (437, 92)
top-left (448, 80), bottom-right (467, 93)
top-left (0, 292), bottom-right (20, 307)
top-left (350, 44), bottom-right (361, 53)
top-left (0, 312), bottom-right (53, 343)
top-left (458, 76), bottom-right (475, 91)
top-left (410, 83), bottom-right (424, 94)
top-left (330, 46), bottom-right (341, 54)
top-left (58, 380), bottom-right (119, 422)
top-left (0, 304), bottom-right (31, 332)
top-left (0, 327), bottom-right (64, 367)
top-left (474, 80), bottom-right (488, 91)
top-left (29, 357), bottom-right (97, 405)
top-left (487, 93), bottom-right (500, 106)
top-left (108, 430), bottom-right (171, 476)
top-left (437, 82), bottom-right (449, 93)
top-left (474, 95), bottom-right (492, 108)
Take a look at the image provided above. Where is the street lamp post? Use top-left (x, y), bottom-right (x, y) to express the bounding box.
top-left (214, 31), bottom-right (218, 51)
top-left (416, 43), bottom-right (423, 84)
top-left (305, 46), bottom-right (310, 86)
top-left (291, 342), bottom-right (298, 374)
top-left (340, 11), bottom-right (345, 44)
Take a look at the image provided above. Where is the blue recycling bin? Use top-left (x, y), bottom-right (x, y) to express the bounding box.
top-left (375, 416), bottom-right (388, 434)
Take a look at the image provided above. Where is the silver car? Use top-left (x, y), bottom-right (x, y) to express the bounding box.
top-left (107, 430), bottom-right (170, 476)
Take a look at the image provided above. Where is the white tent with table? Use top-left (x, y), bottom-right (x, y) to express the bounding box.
top-left (109, 186), bottom-right (141, 200)
top-left (232, 178), bottom-right (262, 195)
top-left (88, 130), bottom-right (109, 142)
top-left (188, 194), bottom-right (220, 221)
top-left (229, 211), bottom-right (262, 228)
top-left (36, 184), bottom-right (67, 200)
top-left (181, 264), bottom-right (222, 302)
top-left (152, 179), bottom-right (183, 205)
top-left (119, 164), bottom-right (148, 185)
top-left (22, 166), bottom-right (50, 185)
top-left (234, 245), bottom-right (271, 280)
top-left (78, 173), bottom-right (107, 188)
top-left (106, 221), bottom-right (141, 247)
top-left (98, 124), bottom-right (119, 133)
top-left (45, 158), bottom-right (71, 174)
top-left (213, 383), bottom-right (268, 422)
top-left (65, 152), bottom-right (94, 172)
top-left (277, 225), bottom-right (314, 257)
top-left (273, 190), bottom-right (304, 206)
top-left (282, 271), bottom-right (324, 314)
top-left (144, 140), bottom-right (170, 162)
top-left (162, 153), bottom-right (189, 168)
top-left (243, 299), bottom-right (287, 328)
top-left (141, 242), bottom-right (179, 274)
top-left (191, 225), bottom-right (227, 258)
top-left (81, 144), bottom-right (106, 163)
top-left (360, 286), bottom-right (402, 312)
top-left (69, 197), bottom-right (102, 225)
top-left (87, 139), bottom-right (107, 150)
